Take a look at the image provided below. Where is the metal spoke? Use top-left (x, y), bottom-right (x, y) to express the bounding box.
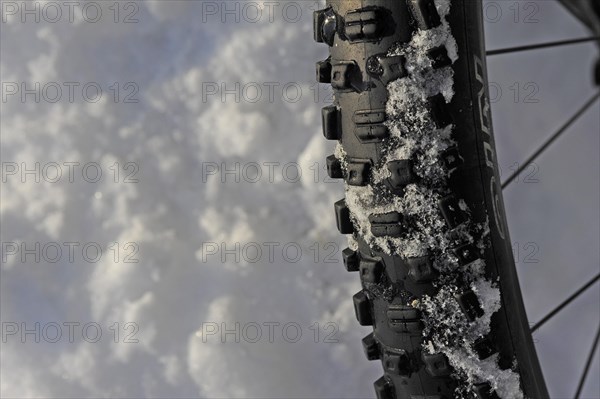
top-left (531, 273), bottom-right (600, 333)
top-left (487, 36), bottom-right (599, 56)
top-left (574, 325), bottom-right (600, 399)
top-left (502, 91), bottom-right (600, 189)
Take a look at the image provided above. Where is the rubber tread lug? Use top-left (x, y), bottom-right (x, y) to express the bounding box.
top-left (387, 160), bottom-right (418, 189)
top-left (473, 382), bottom-right (501, 399)
top-left (355, 125), bottom-right (390, 142)
top-left (367, 54), bottom-right (408, 84)
top-left (453, 243), bottom-right (480, 265)
top-left (322, 106), bottom-right (341, 140)
top-left (353, 109), bottom-right (389, 142)
top-left (388, 305), bottom-right (423, 334)
top-left (313, 9), bottom-right (326, 43)
top-left (378, 54), bottom-right (408, 83)
top-left (314, 8), bottom-right (337, 46)
top-left (360, 257), bottom-right (384, 284)
top-left (438, 195), bottom-right (468, 228)
top-left (455, 289), bottom-right (484, 321)
top-left (353, 290), bottom-right (373, 326)
top-left (387, 305), bottom-right (421, 322)
top-left (383, 351), bottom-right (411, 375)
top-left (334, 199), bottom-right (354, 234)
top-left (362, 332), bottom-right (380, 360)
top-left (409, 0), bottom-right (442, 30)
top-left (369, 212), bottom-right (403, 237)
top-left (326, 155), bottom-right (343, 179)
top-left (422, 352), bottom-right (452, 377)
top-left (374, 376), bottom-right (395, 399)
top-left (441, 146), bottom-right (462, 170)
top-left (472, 335), bottom-right (497, 360)
top-left (428, 93), bottom-right (453, 128)
top-left (407, 256), bottom-right (437, 282)
top-left (346, 159), bottom-right (371, 186)
top-left (331, 61), bottom-right (359, 91)
top-left (428, 45), bottom-right (452, 69)
top-left (342, 248), bottom-right (359, 272)
top-left (316, 58), bottom-right (332, 83)
top-left (354, 109), bottom-right (386, 125)
top-left (345, 8), bottom-right (383, 42)
top-left (389, 317), bottom-right (424, 333)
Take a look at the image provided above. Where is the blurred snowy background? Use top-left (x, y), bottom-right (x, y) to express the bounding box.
top-left (0, 0), bottom-right (598, 398)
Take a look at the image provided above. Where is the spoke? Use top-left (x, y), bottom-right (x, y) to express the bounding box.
top-left (574, 325), bottom-right (600, 399)
top-left (502, 91), bottom-right (600, 189)
top-left (531, 273), bottom-right (600, 333)
top-left (487, 36), bottom-right (599, 56)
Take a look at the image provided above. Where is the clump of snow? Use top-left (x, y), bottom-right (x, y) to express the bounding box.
top-left (346, 184), bottom-right (457, 261)
top-left (419, 278), bottom-right (523, 399)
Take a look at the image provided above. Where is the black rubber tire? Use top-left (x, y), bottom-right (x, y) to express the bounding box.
top-left (314, 1), bottom-right (549, 398)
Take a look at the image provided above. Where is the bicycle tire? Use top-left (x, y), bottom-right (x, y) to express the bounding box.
top-left (313, 1), bottom-right (549, 398)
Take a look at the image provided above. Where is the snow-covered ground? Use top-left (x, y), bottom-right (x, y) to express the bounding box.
top-left (0, 1), bottom-right (598, 398)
